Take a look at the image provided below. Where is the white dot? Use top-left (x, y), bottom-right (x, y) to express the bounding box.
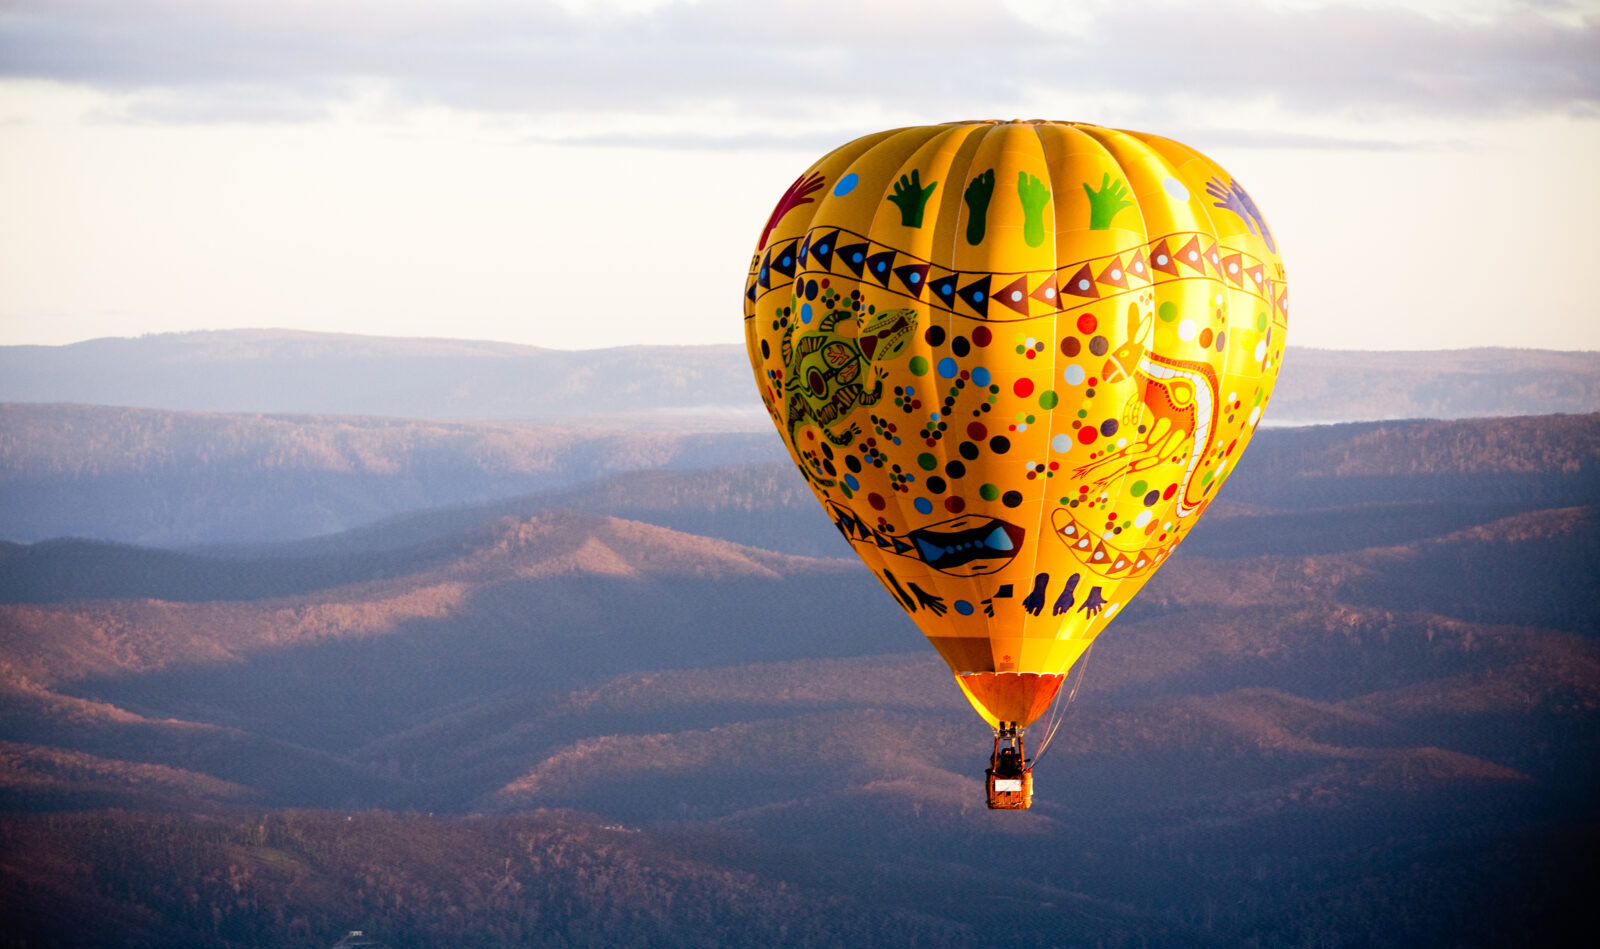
top-left (1187, 250), bottom-right (1199, 261)
top-left (1178, 319), bottom-right (1197, 341)
top-left (1052, 433), bottom-right (1073, 452)
top-left (1011, 290), bottom-right (1023, 302)
top-left (1064, 364), bottom-right (1086, 385)
top-left (1156, 255), bottom-right (1169, 265)
top-left (1134, 262), bottom-right (1145, 272)
top-left (1248, 406), bottom-right (1262, 426)
top-left (1025, 337), bottom-right (1037, 347)
top-left (1078, 279), bottom-right (1091, 290)
top-left (1215, 294), bottom-right (1224, 306)
top-left (1228, 392), bottom-right (1237, 402)
top-left (1045, 288), bottom-right (1056, 298)
top-left (1016, 423), bottom-right (1027, 432)
top-left (1111, 269), bottom-right (1122, 280)
top-left (1228, 262), bottom-right (1239, 274)
top-left (1163, 177), bottom-right (1190, 201)
top-left (1116, 437), bottom-right (1127, 448)
top-left (1254, 340), bottom-right (1267, 361)
top-left (1134, 510), bottom-right (1153, 528)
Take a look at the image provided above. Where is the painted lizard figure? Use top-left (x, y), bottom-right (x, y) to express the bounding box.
top-left (781, 305), bottom-right (918, 452)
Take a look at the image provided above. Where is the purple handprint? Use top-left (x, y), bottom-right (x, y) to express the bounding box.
top-left (1052, 572), bottom-right (1081, 616)
top-left (1205, 176), bottom-right (1276, 254)
top-left (1077, 585), bottom-right (1107, 617)
top-left (1022, 573), bottom-right (1050, 616)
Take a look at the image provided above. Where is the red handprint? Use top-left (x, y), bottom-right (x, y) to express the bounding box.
top-left (758, 172), bottom-right (826, 250)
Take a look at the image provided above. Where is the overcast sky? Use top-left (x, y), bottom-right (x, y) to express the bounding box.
top-left (1, 0), bottom-right (1596, 351)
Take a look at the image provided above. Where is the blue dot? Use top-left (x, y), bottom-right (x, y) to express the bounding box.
top-left (833, 172), bottom-right (859, 196)
top-left (801, 303), bottom-right (813, 324)
top-left (781, 255), bottom-right (791, 268)
top-left (876, 261), bottom-right (886, 272)
top-left (914, 497), bottom-right (932, 515)
top-left (844, 474), bottom-right (859, 490)
top-left (971, 367), bottom-right (991, 387)
top-left (937, 357), bottom-right (958, 379)
top-left (818, 243), bottom-right (829, 254)
top-left (852, 252), bottom-right (864, 263)
top-left (972, 291), bottom-right (984, 302)
top-left (909, 272), bottom-right (921, 283)
top-left (954, 600), bottom-right (975, 616)
top-left (892, 437), bottom-right (902, 445)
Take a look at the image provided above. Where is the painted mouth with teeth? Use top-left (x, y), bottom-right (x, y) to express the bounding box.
top-left (907, 516), bottom-right (1026, 575)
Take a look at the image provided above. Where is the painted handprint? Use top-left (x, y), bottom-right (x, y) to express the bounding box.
top-left (909, 582), bottom-right (947, 617)
top-left (1052, 572), bottom-right (1081, 616)
top-left (1022, 572), bottom-right (1050, 616)
top-left (1205, 176), bottom-right (1277, 253)
top-left (759, 172), bottom-right (825, 249)
top-left (888, 170), bottom-right (937, 228)
top-left (1083, 173), bottom-right (1132, 231)
top-left (964, 168), bottom-right (995, 245)
top-left (1078, 585), bottom-right (1107, 617)
top-left (1017, 172), bottom-right (1051, 248)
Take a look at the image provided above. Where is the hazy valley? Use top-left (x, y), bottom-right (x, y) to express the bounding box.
top-left (0, 403), bottom-right (1595, 947)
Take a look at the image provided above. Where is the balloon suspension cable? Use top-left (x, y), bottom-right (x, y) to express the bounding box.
top-left (1030, 642), bottom-right (1096, 765)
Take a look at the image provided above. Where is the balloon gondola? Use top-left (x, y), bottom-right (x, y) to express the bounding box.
top-left (742, 121), bottom-right (1287, 809)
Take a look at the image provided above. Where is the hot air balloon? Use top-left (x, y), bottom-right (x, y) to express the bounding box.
top-left (743, 121), bottom-right (1287, 809)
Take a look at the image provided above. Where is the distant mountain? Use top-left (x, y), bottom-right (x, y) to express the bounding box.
top-left (4, 404), bottom-right (1597, 550)
top-left (2, 329), bottom-right (1595, 422)
top-left (0, 402), bottom-right (782, 545)
top-left (1, 413), bottom-right (1595, 948)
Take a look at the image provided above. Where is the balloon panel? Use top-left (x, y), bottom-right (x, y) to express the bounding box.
top-left (744, 121), bottom-right (1287, 727)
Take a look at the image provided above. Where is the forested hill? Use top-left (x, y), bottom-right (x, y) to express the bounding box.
top-left (1, 329), bottom-right (1594, 422)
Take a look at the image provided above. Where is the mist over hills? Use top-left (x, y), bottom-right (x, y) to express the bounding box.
top-left (4, 403), bottom-right (1597, 551)
top-left (0, 411), bottom-right (1595, 947)
top-left (3, 328), bottom-right (1596, 423)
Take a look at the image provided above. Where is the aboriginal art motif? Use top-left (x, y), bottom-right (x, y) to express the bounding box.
top-left (743, 121), bottom-right (1287, 728)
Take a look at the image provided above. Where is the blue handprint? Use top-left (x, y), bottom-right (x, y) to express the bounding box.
top-left (1205, 176), bottom-right (1276, 254)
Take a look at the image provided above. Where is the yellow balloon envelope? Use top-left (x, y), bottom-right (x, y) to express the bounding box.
top-left (743, 121), bottom-right (1287, 732)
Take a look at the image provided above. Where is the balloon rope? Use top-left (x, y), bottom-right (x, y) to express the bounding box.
top-left (1031, 642), bottom-right (1095, 764)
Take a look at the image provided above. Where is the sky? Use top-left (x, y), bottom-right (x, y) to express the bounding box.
top-left (0, 0), bottom-right (1596, 352)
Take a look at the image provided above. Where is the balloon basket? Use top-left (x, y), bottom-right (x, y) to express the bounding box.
top-left (985, 724), bottom-right (1034, 810)
top-left (985, 768), bottom-right (1034, 810)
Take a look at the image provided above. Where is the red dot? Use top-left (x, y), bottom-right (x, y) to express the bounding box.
top-left (944, 495), bottom-right (966, 513)
top-left (967, 421), bottom-right (988, 440)
top-left (972, 326), bottom-right (992, 346)
top-left (1078, 427), bottom-right (1098, 444)
top-left (868, 493), bottom-right (886, 510)
top-left (1025, 351), bottom-right (1036, 359)
top-left (1087, 377), bottom-right (1099, 387)
top-left (1077, 313), bottom-right (1098, 334)
top-left (1162, 483), bottom-right (1178, 500)
top-left (1013, 378), bottom-right (1034, 397)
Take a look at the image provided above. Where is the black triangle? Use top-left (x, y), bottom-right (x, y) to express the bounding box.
top-left (932, 275), bottom-right (958, 306)
top-left (875, 532), bottom-right (894, 549)
top-left (865, 249), bottom-right (897, 287)
top-left (771, 240), bottom-right (799, 279)
top-left (837, 242), bottom-right (870, 277)
top-left (809, 230), bottom-right (841, 272)
top-left (757, 249), bottom-right (772, 289)
top-left (958, 275), bottom-right (991, 317)
top-left (894, 263), bottom-right (929, 297)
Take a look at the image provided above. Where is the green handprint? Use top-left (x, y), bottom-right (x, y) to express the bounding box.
top-left (964, 168), bottom-right (995, 245)
top-left (1083, 173), bottom-right (1132, 230)
top-left (1017, 172), bottom-right (1050, 248)
top-left (887, 169), bottom-right (937, 228)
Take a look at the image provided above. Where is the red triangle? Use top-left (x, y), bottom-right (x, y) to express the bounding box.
top-left (1175, 236), bottom-right (1206, 273)
top-left (1149, 239), bottom-right (1179, 276)
top-left (1030, 272), bottom-right (1060, 307)
top-left (995, 274), bottom-right (1031, 314)
top-left (1220, 252), bottom-right (1244, 287)
top-left (1062, 263), bottom-right (1099, 298)
top-left (1126, 249), bottom-right (1151, 283)
top-left (1096, 256), bottom-right (1129, 290)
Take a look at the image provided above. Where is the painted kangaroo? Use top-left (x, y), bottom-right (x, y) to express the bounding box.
top-left (1071, 303), bottom-right (1218, 518)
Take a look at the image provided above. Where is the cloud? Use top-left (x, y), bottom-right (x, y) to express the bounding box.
top-left (2, 0), bottom-right (1595, 138)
